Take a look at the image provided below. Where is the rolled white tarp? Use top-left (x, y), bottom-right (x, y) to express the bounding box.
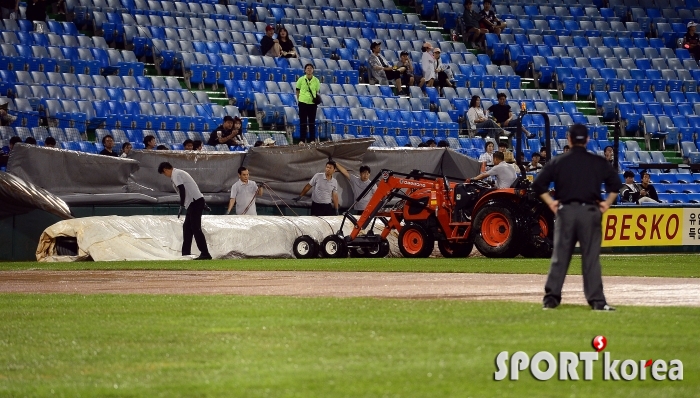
top-left (37, 215), bottom-right (399, 262)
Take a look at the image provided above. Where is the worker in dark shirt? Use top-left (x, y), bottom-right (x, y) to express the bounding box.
top-left (684, 22), bottom-right (700, 62)
top-left (532, 124), bottom-right (621, 312)
top-left (208, 116), bottom-right (240, 147)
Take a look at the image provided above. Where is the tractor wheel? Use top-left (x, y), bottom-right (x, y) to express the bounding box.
top-left (366, 239), bottom-right (390, 258)
top-left (293, 235), bottom-right (318, 259)
top-left (521, 208), bottom-right (555, 258)
top-left (398, 223), bottom-right (434, 258)
top-left (321, 235), bottom-right (348, 258)
top-left (438, 240), bottom-right (474, 258)
top-left (472, 202), bottom-right (523, 258)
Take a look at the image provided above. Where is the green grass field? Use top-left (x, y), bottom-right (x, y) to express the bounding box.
top-left (2, 254), bottom-right (700, 278)
top-left (0, 295), bottom-right (698, 397)
top-left (1, 255), bottom-right (699, 397)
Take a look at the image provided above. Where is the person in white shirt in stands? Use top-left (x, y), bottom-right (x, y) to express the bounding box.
top-left (478, 141), bottom-right (494, 169)
top-left (419, 42), bottom-right (436, 88)
top-left (158, 162), bottom-right (212, 260)
top-left (469, 151), bottom-right (517, 189)
top-left (226, 166), bottom-right (263, 215)
top-left (466, 95), bottom-right (505, 140)
top-left (335, 162), bottom-right (377, 215)
top-left (527, 152), bottom-right (543, 174)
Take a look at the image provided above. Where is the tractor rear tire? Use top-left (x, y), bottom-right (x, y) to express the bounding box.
top-left (321, 235), bottom-right (348, 258)
top-left (520, 208), bottom-right (555, 258)
top-left (438, 240), bottom-right (473, 258)
top-left (472, 202), bottom-right (523, 258)
top-left (293, 235), bottom-right (319, 259)
top-left (398, 223), bottom-right (434, 258)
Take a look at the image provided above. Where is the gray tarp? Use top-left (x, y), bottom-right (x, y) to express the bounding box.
top-left (6, 140), bottom-right (482, 208)
top-left (7, 143), bottom-right (139, 194)
top-left (128, 149), bottom-right (245, 194)
top-left (0, 171), bottom-right (72, 219)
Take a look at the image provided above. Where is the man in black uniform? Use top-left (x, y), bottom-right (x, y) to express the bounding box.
top-left (208, 116), bottom-right (238, 147)
top-left (532, 124), bottom-right (621, 311)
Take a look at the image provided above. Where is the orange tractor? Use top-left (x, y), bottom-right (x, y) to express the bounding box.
top-left (291, 109), bottom-right (555, 259)
top-left (292, 168), bottom-right (554, 259)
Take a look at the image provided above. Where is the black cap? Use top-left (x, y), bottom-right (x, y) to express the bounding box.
top-left (569, 124), bottom-right (588, 144)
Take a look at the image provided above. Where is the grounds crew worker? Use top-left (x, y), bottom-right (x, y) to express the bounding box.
top-left (532, 124), bottom-right (621, 311)
top-left (158, 162), bottom-right (212, 260)
top-left (294, 160), bottom-right (339, 216)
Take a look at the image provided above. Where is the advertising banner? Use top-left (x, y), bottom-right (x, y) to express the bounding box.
top-left (601, 207), bottom-right (700, 247)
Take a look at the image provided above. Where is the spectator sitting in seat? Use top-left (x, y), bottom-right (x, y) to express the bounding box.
top-left (684, 22), bottom-right (700, 62)
top-left (527, 152), bottom-right (543, 174)
top-left (620, 170), bottom-right (658, 204)
top-left (368, 42), bottom-right (402, 95)
top-left (395, 51), bottom-right (415, 95)
top-left (498, 141), bottom-right (510, 153)
top-left (193, 140), bottom-right (203, 151)
top-left (276, 27), bottom-right (297, 58)
top-left (539, 148), bottom-right (548, 164)
top-left (143, 134), bottom-right (157, 150)
top-left (99, 134), bottom-right (118, 156)
top-left (156, 144), bottom-right (169, 150)
top-left (479, 141), bottom-right (495, 168)
top-left (44, 136), bottom-right (56, 148)
top-left (489, 93), bottom-right (533, 138)
top-left (208, 116), bottom-right (240, 147)
top-left (432, 49), bottom-right (454, 93)
top-left (425, 139), bottom-right (437, 147)
top-left (120, 142), bottom-right (132, 158)
top-left (437, 140), bottom-right (449, 148)
top-left (562, 144), bottom-right (570, 153)
top-left (467, 95), bottom-right (506, 140)
top-left (24, 137), bottom-right (37, 145)
top-left (260, 25), bottom-right (283, 57)
top-left (0, 101), bottom-right (17, 126)
top-left (462, 0), bottom-right (487, 50)
top-left (639, 170), bottom-right (660, 203)
top-left (9, 136), bottom-right (22, 151)
top-left (183, 139), bottom-right (194, 150)
top-left (419, 42), bottom-right (436, 88)
top-left (480, 0), bottom-right (506, 35)
top-left (603, 145), bottom-right (620, 172)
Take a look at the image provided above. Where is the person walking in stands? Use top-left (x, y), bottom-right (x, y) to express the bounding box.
top-left (158, 162), bottom-right (212, 260)
top-left (296, 63), bottom-right (320, 143)
top-left (143, 134), bottom-right (156, 150)
top-left (226, 166), bottom-right (263, 215)
top-left (467, 95), bottom-right (505, 140)
top-left (419, 42), bottom-right (435, 88)
top-left (294, 160), bottom-right (340, 216)
top-left (532, 124), bottom-right (621, 311)
top-left (335, 162), bottom-right (377, 214)
top-left (99, 134), bottom-right (118, 156)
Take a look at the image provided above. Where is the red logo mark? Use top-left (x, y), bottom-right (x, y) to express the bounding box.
top-left (592, 335), bottom-right (607, 352)
top-left (645, 359), bottom-right (653, 368)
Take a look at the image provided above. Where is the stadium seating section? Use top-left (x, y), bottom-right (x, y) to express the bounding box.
top-left (2, 0), bottom-right (700, 202)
